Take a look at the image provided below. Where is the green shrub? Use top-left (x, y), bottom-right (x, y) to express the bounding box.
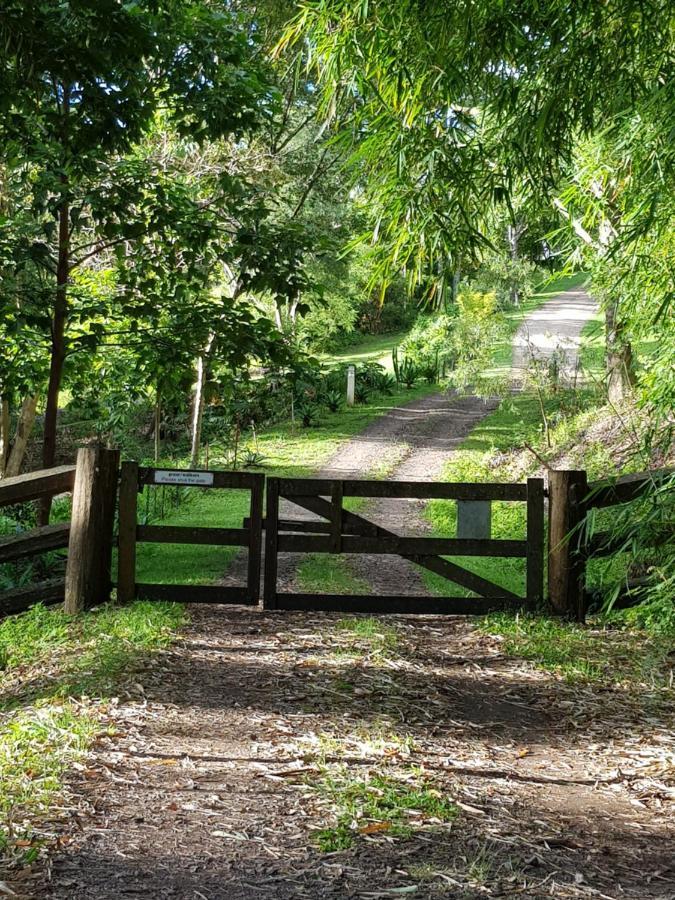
top-left (471, 252), bottom-right (538, 308)
top-left (400, 312), bottom-right (455, 377)
top-left (323, 389), bottom-right (343, 413)
top-left (392, 348), bottom-right (419, 387)
top-left (296, 401), bottom-right (319, 427)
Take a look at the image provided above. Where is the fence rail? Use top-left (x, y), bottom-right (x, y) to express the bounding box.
top-left (585, 468), bottom-right (672, 509)
top-left (0, 465), bottom-right (75, 508)
top-left (0, 466), bottom-right (76, 615)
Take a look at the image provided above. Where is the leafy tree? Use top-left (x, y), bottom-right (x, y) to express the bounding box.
top-left (282, 0), bottom-right (673, 366)
top-left (0, 0), bottom-right (270, 509)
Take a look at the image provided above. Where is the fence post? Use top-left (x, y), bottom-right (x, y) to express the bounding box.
top-left (526, 477), bottom-right (545, 604)
top-left (346, 365), bottom-right (355, 407)
top-left (64, 445), bottom-right (120, 614)
top-left (548, 469), bottom-right (587, 621)
top-left (247, 473), bottom-right (264, 603)
top-left (117, 461), bottom-right (139, 604)
top-left (263, 478), bottom-right (280, 609)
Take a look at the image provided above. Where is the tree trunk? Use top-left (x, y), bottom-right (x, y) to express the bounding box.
top-left (3, 395), bottom-right (39, 478)
top-left (605, 300), bottom-right (635, 404)
top-left (154, 392), bottom-right (161, 464)
top-left (0, 396), bottom-right (9, 474)
top-left (190, 335), bottom-right (215, 468)
top-left (40, 87), bottom-right (71, 523)
top-left (507, 223), bottom-right (521, 306)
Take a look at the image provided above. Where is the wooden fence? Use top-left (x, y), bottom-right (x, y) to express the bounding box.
top-left (0, 465), bottom-right (76, 615)
top-left (117, 463), bottom-right (264, 605)
top-left (549, 467), bottom-right (673, 621)
top-left (1, 454), bottom-right (669, 622)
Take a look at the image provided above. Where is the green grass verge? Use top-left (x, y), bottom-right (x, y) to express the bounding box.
top-left (320, 331), bottom-right (408, 371)
top-left (479, 613), bottom-right (674, 689)
top-left (296, 557), bottom-right (368, 596)
top-left (0, 601), bottom-right (185, 863)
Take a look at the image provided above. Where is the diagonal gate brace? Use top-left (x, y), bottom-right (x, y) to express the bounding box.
top-left (285, 494), bottom-right (521, 602)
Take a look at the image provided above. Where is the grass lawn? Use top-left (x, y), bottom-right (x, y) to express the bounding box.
top-left (320, 331), bottom-right (408, 372)
top-left (0, 600), bottom-right (185, 866)
top-left (478, 612), bottom-right (674, 689)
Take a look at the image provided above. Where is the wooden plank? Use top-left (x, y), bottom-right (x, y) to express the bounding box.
top-left (330, 481), bottom-right (343, 552)
top-left (289, 495), bottom-right (521, 600)
top-left (278, 478), bottom-right (527, 501)
top-left (406, 553), bottom-right (521, 601)
top-left (136, 583), bottom-right (253, 604)
top-left (138, 467), bottom-right (259, 490)
top-left (548, 470), bottom-right (587, 621)
top-left (263, 478), bottom-right (280, 609)
top-left (0, 465), bottom-right (75, 508)
top-left (0, 523), bottom-right (70, 563)
top-left (273, 593), bottom-right (530, 615)
top-left (247, 475), bottom-right (264, 603)
top-left (136, 525), bottom-right (249, 546)
top-left (64, 447), bottom-right (120, 614)
top-left (277, 533), bottom-right (528, 557)
top-left (0, 577), bottom-right (65, 616)
top-left (586, 468), bottom-right (672, 508)
top-left (526, 477), bottom-right (545, 603)
top-left (117, 461), bottom-right (138, 605)
top-left (245, 517), bottom-right (332, 534)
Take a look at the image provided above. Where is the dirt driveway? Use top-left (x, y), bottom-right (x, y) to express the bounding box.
top-left (37, 608), bottom-right (674, 899)
top-left (24, 287), bottom-right (675, 899)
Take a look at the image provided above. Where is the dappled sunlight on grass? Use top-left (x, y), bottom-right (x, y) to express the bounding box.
top-left (0, 601), bottom-right (186, 865)
top-left (320, 331), bottom-right (408, 371)
top-left (480, 613), bottom-right (675, 689)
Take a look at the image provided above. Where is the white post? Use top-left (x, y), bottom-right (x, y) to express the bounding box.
top-left (346, 365), bottom-right (355, 407)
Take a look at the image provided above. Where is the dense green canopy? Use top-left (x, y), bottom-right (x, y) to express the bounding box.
top-left (282, 0), bottom-right (674, 288)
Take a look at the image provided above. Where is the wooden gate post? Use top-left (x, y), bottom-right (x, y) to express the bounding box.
top-left (548, 469), bottom-right (587, 621)
top-left (117, 461), bottom-right (139, 604)
top-left (64, 446), bottom-right (120, 614)
top-left (263, 478), bottom-right (280, 610)
top-left (526, 477), bottom-right (545, 604)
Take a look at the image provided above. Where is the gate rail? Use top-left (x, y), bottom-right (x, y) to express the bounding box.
top-left (263, 476), bottom-right (544, 614)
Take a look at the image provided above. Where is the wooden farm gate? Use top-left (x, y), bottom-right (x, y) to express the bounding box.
top-left (117, 464), bottom-right (264, 605)
top-left (263, 476), bottom-right (545, 614)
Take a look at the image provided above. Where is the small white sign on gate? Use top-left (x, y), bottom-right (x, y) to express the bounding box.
top-left (153, 470), bottom-right (214, 487)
